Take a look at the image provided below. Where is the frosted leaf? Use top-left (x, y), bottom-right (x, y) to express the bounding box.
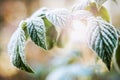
top-left (46, 8), bottom-right (71, 28)
top-left (27, 17), bottom-right (47, 50)
top-left (72, 0), bottom-right (90, 11)
top-left (73, 10), bottom-right (93, 20)
top-left (94, 0), bottom-right (107, 7)
top-left (87, 17), bottom-right (118, 70)
top-left (8, 21), bottom-right (33, 73)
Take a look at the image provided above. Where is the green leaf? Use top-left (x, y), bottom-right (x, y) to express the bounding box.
top-left (28, 7), bottom-right (57, 50)
top-left (86, 2), bottom-right (110, 22)
top-left (98, 6), bottom-right (110, 23)
top-left (42, 17), bottom-right (57, 49)
top-left (87, 17), bottom-right (118, 70)
top-left (8, 21), bottom-right (33, 73)
top-left (114, 40), bottom-right (120, 72)
top-left (26, 17), bottom-right (47, 50)
top-left (114, 30), bottom-right (120, 72)
top-left (31, 7), bottom-right (57, 49)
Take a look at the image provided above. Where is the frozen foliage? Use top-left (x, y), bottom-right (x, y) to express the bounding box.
top-left (87, 17), bottom-right (118, 70)
top-left (7, 0), bottom-right (120, 77)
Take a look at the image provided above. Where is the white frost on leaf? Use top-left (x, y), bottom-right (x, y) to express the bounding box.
top-left (8, 21), bottom-right (33, 73)
top-left (72, 0), bottom-right (90, 11)
top-left (87, 17), bottom-right (118, 70)
top-left (46, 8), bottom-right (71, 28)
top-left (72, 10), bottom-right (93, 21)
top-left (26, 17), bottom-right (47, 50)
top-left (93, 0), bottom-right (107, 8)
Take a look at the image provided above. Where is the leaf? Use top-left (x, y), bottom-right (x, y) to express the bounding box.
top-left (87, 17), bottom-right (118, 70)
top-left (26, 17), bottom-right (47, 50)
top-left (73, 10), bottom-right (93, 21)
top-left (94, 0), bottom-right (107, 7)
top-left (45, 9), bottom-right (72, 48)
top-left (114, 40), bottom-right (120, 72)
top-left (46, 8), bottom-right (71, 28)
top-left (114, 29), bottom-right (120, 71)
top-left (98, 6), bottom-right (110, 22)
top-left (86, 2), bottom-right (110, 22)
top-left (42, 17), bottom-right (57, 49)
top-left (8, 21), bottom-right (33, 73)
top-left (72, 0), bottom-right (90, 11)
top-left (116, 28), bottom-right (120, 36)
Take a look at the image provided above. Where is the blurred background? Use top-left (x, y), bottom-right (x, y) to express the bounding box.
top-left (0, 0), bottom-right (120, 80)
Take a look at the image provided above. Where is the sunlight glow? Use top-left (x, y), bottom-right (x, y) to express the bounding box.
top-left (70, 19), bottom-right (88, 43)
